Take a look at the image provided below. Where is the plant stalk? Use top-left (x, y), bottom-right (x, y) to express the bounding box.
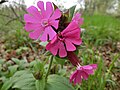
top-left (45, 55), bottom-right (54, 81)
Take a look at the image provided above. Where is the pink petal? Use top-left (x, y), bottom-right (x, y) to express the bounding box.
top-left (24, 14), bottom-right (40, 23)
top-left (82, 65), bottom-right (93, 70)
top-left (90, 64), bottom-right (98, 70)
top-left (50, 35), bottom-right (58, 44)
top-left (27, 6), bottom-right (41, 20)
top-left (75, 72), bottom-right (82, 84)
top-left (81, 72), bottom-right (89, 80)
top-left (72, 13), bottom-right (81, 20)
top-left (84, 64), bottom-right (97, 75)
top-left (29, 29), bottom-right (43, 40)
top-left (40, 26), bottom-right (56, 41)
top-left (46, 2), bottom-right (53, 18)
top-left (46, 37), bottom-right (60, 56)
top-left (24, 23), bottom-right (41, 32)
top-left (50, 9), bottom-right (61, 20)
top-left (40, 30), bottom-right (48, 42)
top-left (63, 28), bottom-right (80, 37)
top-left (78, 18), bottom-right (84, 25)
top-left (58, 42), bottom-right (67, 57)
top-left (72, 13), bottom-right (83, 25)
top-left (66, 38), bottom-right (82, 45)
top-left (65, 39), bottom-right (76, 51)
top-left (47, 44), bottom-right (59, 56)
top-left (49, 20), bottom-right (59, 29)
top-left (70, 71), bottom-right (77, 83)
top-left (47, 26), bottom-right (57, 40)
top-left (62, 21), bottom-right (79, 35)
top-left (82, 65), bottom-right (95, 75)
top-left (37, 1), bottom-right (45, 13)
top-left (85, 69), bottom-right (94, 75)
top-left (63, 26), bottom-right (82, 46)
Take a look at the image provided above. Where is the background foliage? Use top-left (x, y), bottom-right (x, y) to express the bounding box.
top-left (0, 0), bottom-right (120, 90)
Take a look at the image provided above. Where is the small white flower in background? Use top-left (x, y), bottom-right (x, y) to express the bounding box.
top-left (81, 28), bottom-right (85, 32)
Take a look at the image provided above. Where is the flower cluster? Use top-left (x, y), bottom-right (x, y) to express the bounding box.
top-left (24, 1), bottom-right (97, 85)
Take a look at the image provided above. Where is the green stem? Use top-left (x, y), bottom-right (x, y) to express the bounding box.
top-left (45, 55), bottom-right (54, 81)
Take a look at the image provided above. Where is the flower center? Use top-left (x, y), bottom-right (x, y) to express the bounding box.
top-left (41, 19), bottom-right (48, 27)
top-left (58, 32), bottom-right (65, 42)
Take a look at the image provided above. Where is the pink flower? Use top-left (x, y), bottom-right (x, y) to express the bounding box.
top-left (70, 64), bottom-right (97, 85)
top-left (46, 21), bottom-right (82, 57)
top-left (24, 1), bottom-right (61, 41)
top-left (72, 13), bottom-right (83, 26)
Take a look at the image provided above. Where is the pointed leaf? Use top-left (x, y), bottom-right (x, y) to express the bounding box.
top-left (1, 79), bottom-right (13, 90)
top-left (68, 5), bottom-right (76, 21)
top-left (35, 78), bottom-right (45, 90)
top-left (45, 75), bottom-right (75, 90)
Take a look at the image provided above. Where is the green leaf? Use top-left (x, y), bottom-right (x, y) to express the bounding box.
top-left (44, 51), bottom-right (51, 56)
top-left (35, 78), bottom-right (45, 90)
top-left (18, 60), bottom-right (28, 69)
top-left (45, 75), bottom-right (75, 90)
top-left (39, 41), bottom-right (48, 47)
top-left (74, 48), bottom-right (79, 55)
top-left (52, 2), bottom-right (58, 10)
top-left (0, 76), bottom-right (6, 83)
top-left (58, 68), bottom-right (67, 76)
top-left (8, 65), bottom-right (18, 76)
top-left (0, 59), bottom-right (5, 64)
top-left (34, 60), bottom-right (44, 72)
top-left (54, 56), bottom-right (66, 66)
top-left (68, 5), bottom-right (76, 21)
top-left (106, 79), bottom-right (116, 86)
top-left (1, 78), bottom-right (13, 90)
top-left (12, 70), bottom-right (36, 90)
top-left (16, 47), bottom-right (29, 54)
top-left (5, 61), bottom-right (12, 66)
top-left (12, 70), bottom-right (27, 78)
top-left (11, 58), bottom-right (20, 65)
top-left (30, 60), bottom-right (37, 67)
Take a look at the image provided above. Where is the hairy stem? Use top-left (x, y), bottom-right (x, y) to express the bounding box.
top-left (45, 55), bottom-right (54, 81)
